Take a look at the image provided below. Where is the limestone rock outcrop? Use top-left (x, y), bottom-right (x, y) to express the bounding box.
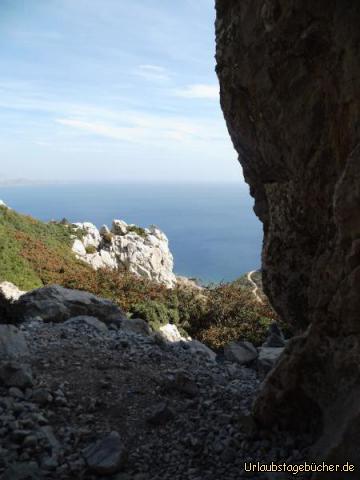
top-left (0, 282), bottom-right (26, 302)
top-left (71, 220), bottom-right (176, 288)
top-left (216, 0), bottom-right (360, 470)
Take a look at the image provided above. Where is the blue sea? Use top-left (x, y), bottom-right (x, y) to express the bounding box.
top-left (0, 183), bottom-right (262, 283)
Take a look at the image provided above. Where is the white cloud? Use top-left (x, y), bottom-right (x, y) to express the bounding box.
top-left (56, 112), bottom-right (226, 145)
top-left (174, 83), bottom-right (219, 100)
top-left (135, 64), bottom-right (170, 82)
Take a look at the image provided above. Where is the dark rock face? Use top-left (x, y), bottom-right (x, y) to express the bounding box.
top-left (216, 0), bottom-right (360, 469)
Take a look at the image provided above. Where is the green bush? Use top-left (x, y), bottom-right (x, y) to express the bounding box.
top-left (85, 245), bottom-right (97, 254)
top-left (127, 225), bottom-right (146, 237)
top-left (130, 300), bottom-right (180, 331)
top-left (187, 281), bottom-right (281, 349)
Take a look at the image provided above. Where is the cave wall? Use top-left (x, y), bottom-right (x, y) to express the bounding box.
top-left (216, 0), bottom-right (360, 472)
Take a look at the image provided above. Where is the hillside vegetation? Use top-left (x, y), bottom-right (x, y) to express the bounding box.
top-left (0, 205), bottom-right (283, 348)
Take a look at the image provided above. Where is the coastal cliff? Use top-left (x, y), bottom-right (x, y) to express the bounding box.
top-left (216, 0), bottom-right (360, 470)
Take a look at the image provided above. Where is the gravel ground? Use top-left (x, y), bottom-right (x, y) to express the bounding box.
top-left (0, 318), bottom-right (312, 479)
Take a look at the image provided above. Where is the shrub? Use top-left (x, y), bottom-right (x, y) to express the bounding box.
top-left (85, 245), bottom-right (97, 254)
top-left (130, 300), bottom-right (180, 331)
top-left (102, 231), bottom-right (114, 243)
top-left (127, 225), bottom-right (146, 237)
top-left (187, 281), bottom-right (281, 350)
top-left (0, 205), bottom-right (286, 350)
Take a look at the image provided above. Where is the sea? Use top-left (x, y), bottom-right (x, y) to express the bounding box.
top-left (0, 182), bottom-right (262, 284)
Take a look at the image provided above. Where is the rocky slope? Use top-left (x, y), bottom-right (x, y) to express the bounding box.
top-left (0, 202), bottom-right (176, 290)
top-left (0, 284), bottom-right (307, 479)
top-left (71, 220), bottom-right (176, 288)
top-left (216, 0), bottom-right (360, 473)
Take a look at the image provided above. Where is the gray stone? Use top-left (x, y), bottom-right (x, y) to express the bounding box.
top-left (257, 348), bottom-right (285, 376)
top-left (224, 341), bottom-right (258, 365)
top-left (0, 325), bottom-right (29, 358)
top-left (146, 402), bottom-right (175, 426)
top-left (262, 333), bottom-right (285, 348)
top-left (83, 431), bottom-right (127, 475)
top-left (187, 339), bottom-right (217, 361)
top-left (9, 387), bottom-right (24, 399)
top-left (262, 322), bottom-right (285, 348)
top-left (0, 362), bottom-right (33, 388)
top-left (121, 318), bottom-right (152, 336)
top-left (32, 388), bottom-right (53, 405)
top-left (13, 285), bottom-right (127, 325)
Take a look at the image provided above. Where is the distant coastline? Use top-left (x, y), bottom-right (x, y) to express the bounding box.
top-left (0, 178), bottom-right (246, 187)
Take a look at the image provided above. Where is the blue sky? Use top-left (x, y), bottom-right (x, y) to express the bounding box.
top-left (0, 0), bottom-right (242, 183)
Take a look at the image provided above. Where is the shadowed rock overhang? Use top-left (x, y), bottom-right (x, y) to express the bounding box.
top-left (215, 0), bottom-right (360, 474)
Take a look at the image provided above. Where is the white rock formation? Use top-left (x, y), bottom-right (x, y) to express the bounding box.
top-left (0, 281), bottom-right (26, 302)
top-left (159, 324), bottom-right (188, 342)
top-left (72, 222), bottom-right (101, 249)
top-left (71, 219), bottom-right (177, 288)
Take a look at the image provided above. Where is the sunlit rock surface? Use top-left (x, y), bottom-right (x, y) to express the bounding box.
top-left (72, 220), bottom-right (176, 288)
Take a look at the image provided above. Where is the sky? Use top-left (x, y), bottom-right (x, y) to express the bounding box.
top-left (0, 0), bottom-right (242, 183)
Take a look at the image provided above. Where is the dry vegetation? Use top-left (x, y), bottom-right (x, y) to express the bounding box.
top-left (0, 206), bottom-right (285, 349)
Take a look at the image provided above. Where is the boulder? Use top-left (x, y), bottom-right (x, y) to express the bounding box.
top-left (257, 347), bottom-right (285, 376)
top-left (146, 402), bottom-right (175, 426)
top-left (224, 341), bottom-right (258, 365)
top-left (99, 250), bottom-right (117, 269)
top-left (121, 318), bottom-right (152, 336)
top-left (31, 388), bottom-right (53, 405)
top-left (0, 325), bottom-right (29, 358)
top-left (0, 361), bottom-right (33, 388)
top-left (72, 222), bottom-right (101, 249)
top-left (111, 219), bottom-right (128, 236)
top-left (0, 281), bottom-right (26, 302)
top-left (12, 285), bottom-right (127, 325)
top-left (83, 431), bottom-right (127, 475)
top-left (72, 238), bottom-right (86, 256)
top-left (158, 323), bottom-right (188, 343)
top-left (187, 340), bottom-right (217, 362)
top-left (262, 322), bottom-right (285, 348)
